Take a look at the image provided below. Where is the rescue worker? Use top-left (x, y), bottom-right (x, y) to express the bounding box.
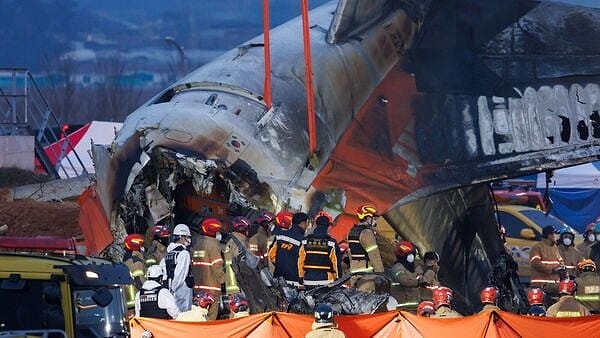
top-left (135, 265), bottom-right (180, 319)
top-left (528, 306), bottom-right (547, 317)
top-left (577, 223), bottom-right (596, 259)
top-left (479, 286), bottom-right (501, 313)
top-left (529, 225), bottom-right (565, 302)
top-left (248, 211), bottom-right (275, 269)
top-left (123, 233), bottom-right (146, 309)
top-left (337, 240), bottom-right (350, 276)
top-left (347, 204), bottom-right (384, 293)
top-left (588, 223), bottom-right (600, 268)
top-left (390, 241), bottom-right (425, 312)
top-left (145, 225), bottom-right (170, 267)
top-left (431, 286), bottom-right (463, 318)
top-left (546, 279), bottom-right (591, 317)
top-left (224, 216), bottom-right (250, 295)
top-left (526, 288), bottom-right (546, 315)
top-left (416, 301), bottom-right (435, 317)
top-left (421, 251), bottom-right (441, 300)
top-left (176, 291), bottom-right (215, 322)
top-left (269, 212), bottom-right (307, 286)
top-left (305, 303), bottom-right (346, 338)
top-left (229, 293), bottom-right (250, 318)
top-left (160, 223), bottom-right (194, 312)
top-left (298, 214), bottom-right (340, 289)
top-left (574, 259), bottom-right (600, 313)
top-left (557, 228), bottom-right (583, 277)
top-left (191, 218), bottom-right (225, 320)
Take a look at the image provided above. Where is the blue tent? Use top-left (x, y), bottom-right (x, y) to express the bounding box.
top-left (536, 162), bottom-right (600, 232)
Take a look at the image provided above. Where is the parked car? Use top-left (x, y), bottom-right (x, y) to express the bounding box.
top-left (497, 204), bottom-right (582, 285)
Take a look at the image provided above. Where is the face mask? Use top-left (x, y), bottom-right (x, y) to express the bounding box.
top-left (140, 247), bottom-right (145, 254)
top-left (215, 233), bottom-right (222, 241)
top-left (562, 238), bottom-right (572, 246)
top-left (185, 237), bottom-right (191, 247)
top-left (406, 254), bottom-right (415, 263)
top-left (588, 234), bottom-right (596, 242)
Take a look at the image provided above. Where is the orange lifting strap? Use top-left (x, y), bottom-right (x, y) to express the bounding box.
top-left (262, 0), bottom-right (273, 110)
top-left (301, 0), bottom-right (317, 155)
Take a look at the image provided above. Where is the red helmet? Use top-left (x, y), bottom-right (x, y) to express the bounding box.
top-left (338, 240), bottom-right (349, 253)
top-left (193, 290), bottom-right (216, 309)
top-left (257, 211), bottom-right (275, 225)
top-left (577, 259), bottom-right (597, 273)
top-left (229, 293), bottom-right (249, 313)
top-left (315, 211), bottom-right (333, 224)
top-left (395, 241), bottom-right (416, 257)
top-left (232, 216), bottom-right (251, 234)
top-left (527, 288), bottom-right (545, 306)
top-left (356, 204), bottom-right (378, 220)
top-left (124, 234), bottom-right (145, 251)
top-left (480, 286), bottom-right (498, 305)
top-left (432, 286), bottom-right (453, 309)
top-left (150, 225), bottom-right (170, 240)
top-left (417, 301), bottom-right (435, 317)
top-left (201, 218), bottom-right (223, 237)
top-left (559, 279), bottom-right (576, 295)
top-left (275, 211), bottom-right (293, 229)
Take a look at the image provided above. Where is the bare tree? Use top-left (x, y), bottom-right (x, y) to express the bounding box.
top-left (93, 54), bottom-right (144, 121)
top-left (41, 54), bottom-right (82, 123)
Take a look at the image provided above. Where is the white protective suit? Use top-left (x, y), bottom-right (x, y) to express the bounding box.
top-left (134, 280), bottom-right (180, 319)
top-left (160, 242), bottom-right (193, 312)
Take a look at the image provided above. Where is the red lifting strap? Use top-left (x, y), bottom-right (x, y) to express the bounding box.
top-left (301, 0), bottom-right (317, 155)
top-left (262, 0), bottom-right (273, 110)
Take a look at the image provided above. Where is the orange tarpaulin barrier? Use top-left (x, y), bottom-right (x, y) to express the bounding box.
top-left (77, 184), bottom-right (113, 256)
top-left (130, 310), bottom-right (600, 338)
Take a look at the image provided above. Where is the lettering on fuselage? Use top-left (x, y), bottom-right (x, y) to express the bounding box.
top-left (475, 84), bottom-right (600, 157)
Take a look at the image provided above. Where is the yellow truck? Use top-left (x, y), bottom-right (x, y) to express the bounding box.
top-left (0, 237), bottom-right (132, 338)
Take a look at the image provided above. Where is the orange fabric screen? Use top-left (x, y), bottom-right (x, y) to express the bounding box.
top-left (77, 185), bottom-right (113, 256)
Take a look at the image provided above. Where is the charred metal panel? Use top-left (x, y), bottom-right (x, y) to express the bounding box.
top-left (385, 184), bottom-right (503, 314)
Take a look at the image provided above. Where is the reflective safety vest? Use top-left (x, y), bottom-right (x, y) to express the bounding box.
top-left (124, 251), bottom-right (145, 308)
top-left (302, 238), bottom-right (336, 272)
top-left (139, 286), bottom-right (171, 319)
top-left (165, 246), bottom-right (194, 288)
top-left (575, 271), bottom-right (600, 311)
top-left (347, 225), bottom-right (368, 262)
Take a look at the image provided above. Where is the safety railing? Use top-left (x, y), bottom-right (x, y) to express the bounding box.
top-left (0, 68), bottom-right (87, 179)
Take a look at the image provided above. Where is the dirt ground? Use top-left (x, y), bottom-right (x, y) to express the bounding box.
top-left (0, 199), bottom-right (81, 238)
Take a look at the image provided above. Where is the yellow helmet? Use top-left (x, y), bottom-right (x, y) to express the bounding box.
top-left (356, 204), bottom-right (377, 220)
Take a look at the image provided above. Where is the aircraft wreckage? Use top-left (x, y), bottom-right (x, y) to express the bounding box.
top-left (92, 0), bottom-right (600, 314)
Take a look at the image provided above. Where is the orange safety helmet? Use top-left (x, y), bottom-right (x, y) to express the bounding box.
top-left (124, 234), bottom-right (145, 251)
top-left (417, 301), bottom-right (435, 317)
top-left (194, 290), bottom-right (216, 309)
top-left (395, 241), bottom-right (416, 257)
top-left (229, 293), bottom-right (249, 313)
top-left (150, 225), bottom-right (170, 240)
top-left (315, 211), bottom-right (333, 224)
top-left (577, 259), bottom-right (597, 273)
top-left (201, 218), bottom-right (223, 237)
top-left (527, 288), bottom-right (545, 306)
top-left (232, 216), bottom-right (251, 234)
top-left (480, 286), bottom-right (499, 305)
top-left (559, 279), bottom-right (576, 295)
top-left (432, 286), bottom-right (453, 309)
top-left (275, 211), bottom-right (293, 229)
top-left (355, 204), bottom-right (378, 220)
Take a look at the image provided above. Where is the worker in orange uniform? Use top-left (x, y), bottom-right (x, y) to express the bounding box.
top-left (124, 233), bottom-right (146, 309)
top-left (527, 288), bottom-right (546, 316)
top-left (191, 218), bottom-right (225, 320)
top-left (546, 279), bottom-right (591, 317)
top-left (224, 216), bottom-right (250, 295)
top-left (431, 286), bottom-right (463, 318)
top-left (557, 229), bottom-right (583, 277)
top-left (347, 204), bottom-right (384, 293)
top-left (298, 214), bottom-right (340, 289)
top-left (478, 286), bottom-right (501, 313)
top-left (577, 223), bottom-right (596, 259)
top-left (390, 240), bottom-right (425, 312)
top-left (530, 225), bottom-right (565, 303)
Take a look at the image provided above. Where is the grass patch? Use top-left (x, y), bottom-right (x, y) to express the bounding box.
top-left (0, 167), bottom-right (52, 188)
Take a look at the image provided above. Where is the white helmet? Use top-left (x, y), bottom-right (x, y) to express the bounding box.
top-left (173, 224), bottom-right (191, 236)
top-left (146, 265), bottom-right (164, 279)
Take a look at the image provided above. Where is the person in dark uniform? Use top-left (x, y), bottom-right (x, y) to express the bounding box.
top-left (268, 212), bottom-right (307, 286)
top-left (298, 214), bottom-right (341, 289)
